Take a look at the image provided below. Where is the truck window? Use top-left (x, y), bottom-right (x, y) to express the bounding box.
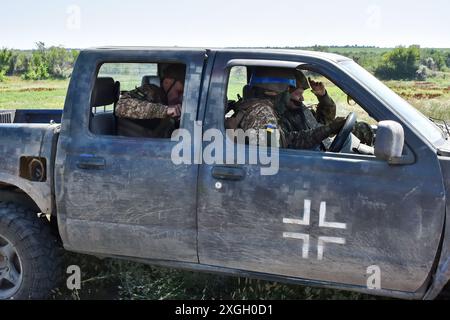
top-left (224, 65), bottom-right (377, 155)
top-left (98, 63), bottom-right (158, 91)
top-left (89, 62), bottom-right (186, 139)
top-left (227, 66), bottom-right (247, 101)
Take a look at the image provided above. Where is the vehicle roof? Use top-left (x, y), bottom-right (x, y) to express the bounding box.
top-left (86, 46), bottom-right (352, 63)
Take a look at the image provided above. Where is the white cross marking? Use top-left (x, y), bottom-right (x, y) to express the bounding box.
top-left (283, 200), bottom-right (347, 260)
top-left (319, 202), bottom-right (347, 229)
top-left (283, 232), bottom-right (310, 259)
top-left (317, 236), bottom-right (346, 260)
top-left (283, 199), bottom-right (311, 226)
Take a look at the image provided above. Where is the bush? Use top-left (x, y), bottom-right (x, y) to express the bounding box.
top-left (416, 65), bottom-right (429, 81)
top-left (47, 46), bottom-right (75, 78)
top-left (375, 46), bottom-right (421, 80)
top-left (0, 70), bottom-right (6, 82)
top-left (20, 42), bottom-right (79, 80)
top-left (13, 52), bottom-right (30, 75)
top-left (0, 48), bottom-right (13, 75)
top-left (23, 43), bottom-right (50, 80)
top-left (421, 49), bottom-right (446, 71)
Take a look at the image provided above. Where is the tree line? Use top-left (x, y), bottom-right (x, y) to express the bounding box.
top-left (309, 45), bottom-right (450, 80)
top-left (1, 43), bottom-right (450, 82)
top-left (0, 42), bottom-right (79, 81)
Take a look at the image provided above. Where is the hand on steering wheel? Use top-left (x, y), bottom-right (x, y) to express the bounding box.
top-left (329, 112), bottom-right (357, 153)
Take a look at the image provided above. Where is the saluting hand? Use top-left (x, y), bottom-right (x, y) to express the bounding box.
top-left (308, 77), bottom-right (326, 97)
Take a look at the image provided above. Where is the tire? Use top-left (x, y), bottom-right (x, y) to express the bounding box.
top-left (0, 202), bottom-right (63, 300)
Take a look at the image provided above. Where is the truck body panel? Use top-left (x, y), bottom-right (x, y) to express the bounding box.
top-left (54, 48), bottom-right (206, 262)
top-left (197, 50), bottom-right (446, 293)
top-left (0, 123), bottom-right (59, 214)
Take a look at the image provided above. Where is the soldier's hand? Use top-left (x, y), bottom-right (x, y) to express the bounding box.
top-left (308, 77), bottom-right (326, 97)
top-left (167, 104), bottom-right (182, 118)
top-left (329, 117), bottom-right (347, 134)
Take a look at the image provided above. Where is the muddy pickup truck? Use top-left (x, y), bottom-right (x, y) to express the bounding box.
top-left (1, 47), bottom-right (450, 300)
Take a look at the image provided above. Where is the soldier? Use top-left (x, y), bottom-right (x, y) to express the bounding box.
top-left (115, 64), bottom-right (186, 137)
top-left (276, 70), bottom-right (344, 150)
top-left (226, 67), bottom-right (346, 149)
top-left (280, 72), bottom-right (374, 149)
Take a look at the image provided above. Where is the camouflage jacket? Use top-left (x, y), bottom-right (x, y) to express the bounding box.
top-left (227, 94), bottom-right (341, 149)
top-left (276, 91), bottom-right (339, 150)
top-left (226, 98), bottom-right (282, 148)
top-left (115, 84), bottom-right (168, 119)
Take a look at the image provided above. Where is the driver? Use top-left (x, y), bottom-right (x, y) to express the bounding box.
top-left (281, 71), bottom-right (374, 150)
top-left (239, 67), bottom-right (347, 150)
top-left (248, 67), bottom-right (374, 152)
top-left (277, 70), bottom-right (343, 150)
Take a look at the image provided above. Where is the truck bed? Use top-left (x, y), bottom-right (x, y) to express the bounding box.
top-left (0, 109), bottom-right (62, 124)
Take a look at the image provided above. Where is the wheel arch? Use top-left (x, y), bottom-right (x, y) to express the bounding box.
top-left (0, 178), bottom-right (52, 215)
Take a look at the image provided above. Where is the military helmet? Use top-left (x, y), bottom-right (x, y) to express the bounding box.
top-left (294, 69), bottom-right (310, 91)
top-left (249, 67), bottom-right (310, 93)
top-left (162, 64), bottom-right (186, 83)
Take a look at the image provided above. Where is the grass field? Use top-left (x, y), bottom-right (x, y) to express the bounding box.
top-left (0, 77), bottom-right (68, 110)
top-left (1, 73), bottom-right (450, 300)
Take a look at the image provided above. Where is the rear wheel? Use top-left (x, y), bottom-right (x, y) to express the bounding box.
top-left (0, 202), bottom-right (63, 299)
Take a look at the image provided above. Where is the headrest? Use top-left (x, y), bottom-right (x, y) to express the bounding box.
top-left (142, 75), bottom-right (161, 87)
top-left (91, 77), bottom-right (120, 107)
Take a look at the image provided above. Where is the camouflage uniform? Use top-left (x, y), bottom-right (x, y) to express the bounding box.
top-left (237, 99), bottom-right (280, 132)
top-left (228, 94), bottom-right (345, 149)
top-left (276, 91), bottom-right (374, 150)
top-left (115, 84), bottom-right (177, 138)
top-left (273, 90), bottom-right (347, 150)
top-left (353, 122), bottom-right (374, 146)
top-left (115, 84), bottom-right (168, 120)
top-left (226, 98), bottom-right (282, 147)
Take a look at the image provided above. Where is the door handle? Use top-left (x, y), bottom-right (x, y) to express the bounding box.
top-left (211, 166), bottom-right (246, 181)
top-left (76, 155), bottom-right (106, 170)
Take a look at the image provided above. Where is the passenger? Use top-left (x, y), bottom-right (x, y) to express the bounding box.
top-left (226, 67), bottom-right (345, 149)
top-left (115, 64), bottom-right (186, 137)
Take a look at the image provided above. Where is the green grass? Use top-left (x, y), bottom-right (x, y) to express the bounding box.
top-left (53, 253), bottom-right (377, 300)
top-left (0, 76), bottom-right (68, 109)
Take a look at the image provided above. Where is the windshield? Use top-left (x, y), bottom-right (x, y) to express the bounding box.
top-left (339, 60), bottom-right (445, 146)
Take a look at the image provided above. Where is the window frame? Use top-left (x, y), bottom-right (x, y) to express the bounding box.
top-left (218, 57), bottom-right (415, 162)
top-left (87, 60), bottom-right (188, 141)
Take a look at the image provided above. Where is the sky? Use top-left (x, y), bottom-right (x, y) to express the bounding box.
top-left (1, 0), bottom-right (449, 49)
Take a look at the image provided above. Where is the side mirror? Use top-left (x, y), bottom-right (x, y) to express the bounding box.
top-left (375, 121), bottom-right (405, 164)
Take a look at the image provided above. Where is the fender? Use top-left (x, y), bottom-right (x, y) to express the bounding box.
top-left (0, 123), bottom-right (60, 215)
top-left (0, 175), bottom-right (51, 213)
top-left (424, 157), bottom-right (450, 299)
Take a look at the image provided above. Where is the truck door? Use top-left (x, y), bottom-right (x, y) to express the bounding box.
top-left (196, 51), bottom-right (446, 293)
top-left (55, 49), bottom-right (206, 262)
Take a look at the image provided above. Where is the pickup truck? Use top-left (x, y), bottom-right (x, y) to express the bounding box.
top-left (1, 47), bottom-right (450, 300)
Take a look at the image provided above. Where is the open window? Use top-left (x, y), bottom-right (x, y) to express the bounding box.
top-left (224, 62), bottom-right (379, 155)
top-left (89, 62), bottom-right (186, 139)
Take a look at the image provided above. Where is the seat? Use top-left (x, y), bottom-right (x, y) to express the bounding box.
top-left (141, 75), bottom-right (161, 87)
top-left (90, 77), bottom-right (120, 135)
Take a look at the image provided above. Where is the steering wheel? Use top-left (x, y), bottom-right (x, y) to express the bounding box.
top-left (329, 112), bottom-right (357, 153)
